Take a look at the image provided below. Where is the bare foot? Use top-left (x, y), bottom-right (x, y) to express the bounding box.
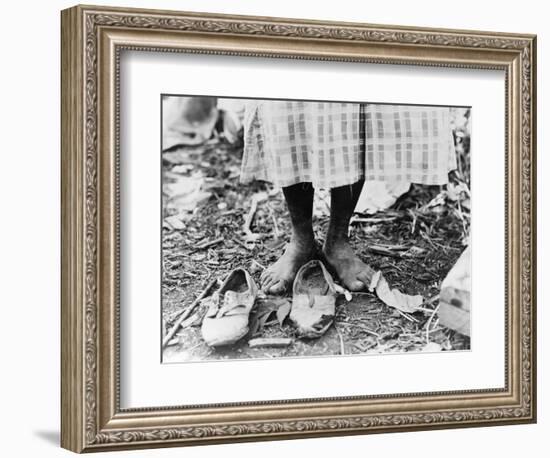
top-left (322, 240), bottom-right (375, 291)
top-left (260, 241), bottom-right (315, 294)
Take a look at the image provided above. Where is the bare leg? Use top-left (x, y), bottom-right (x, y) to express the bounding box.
top-left (261, 183), bottom-right (316, 294)
top-left (322, 180), bottom-right (375, 291)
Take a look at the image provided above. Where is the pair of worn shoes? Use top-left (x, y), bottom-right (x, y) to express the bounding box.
top-left (201, 260), bottom-right (338, 347)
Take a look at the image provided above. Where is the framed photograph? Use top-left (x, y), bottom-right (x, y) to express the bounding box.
top-left (61, 4), bottom-right (537, 453)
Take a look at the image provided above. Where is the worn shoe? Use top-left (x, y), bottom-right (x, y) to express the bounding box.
top-left (290, 260), bottom-right (338, 338)
top-left (201, 268), bottom-right (258, 347)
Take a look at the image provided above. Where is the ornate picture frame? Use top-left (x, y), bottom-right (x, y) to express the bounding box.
top-left (61, 4), bottom-right (536, 453)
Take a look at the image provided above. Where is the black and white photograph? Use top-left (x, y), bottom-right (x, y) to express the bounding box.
top-left (1, 0), bottom-right (542, 454)
top-left (161, 96), bottom-right (472, 363)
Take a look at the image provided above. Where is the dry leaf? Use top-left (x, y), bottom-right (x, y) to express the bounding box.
top-left (164, 214), bottom-right (187, 230)
top-left (354, 180), bottom-right (411, 214)
top-left (250, 297), bottom-right (291, 335)
top-left (255, 311), bottom-right (274, 334)
top-left (163, 177), bottom-right (211, 212)
top-left (370, 271), bottom-right (423, 313)
top-left (276, 300), bottom-right (291, 326)
top-left (369, 271), bottom-right (382, 292)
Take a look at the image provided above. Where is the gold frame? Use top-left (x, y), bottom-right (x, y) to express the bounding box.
top-left (61, 4), bottom-right (537, 453)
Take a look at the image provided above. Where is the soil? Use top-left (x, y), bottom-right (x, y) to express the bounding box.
top-left (161, 139), bottom-right (471, 363)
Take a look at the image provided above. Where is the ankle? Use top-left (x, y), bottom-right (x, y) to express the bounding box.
top-left (290, 223), bottom-right (314, 244)
top-left (323, 235), bottom-right (350, 255)
top-left (290, 234), bottom-right (315, 253)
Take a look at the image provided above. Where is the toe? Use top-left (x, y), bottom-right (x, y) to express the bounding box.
top-left (268, 280), bottom-right (287, 295)
top-left (261, 274), bottom-right (275, 291)
top-left (347, 279), bottom-right (366, 292)
top-left (357, 270), bottom-right (373, 286)
top-left (260, 269), bottom-right (271, 282)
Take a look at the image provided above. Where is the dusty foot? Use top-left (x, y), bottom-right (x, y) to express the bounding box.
top-left (261, 241), bottom-right (315, 294)
top-left (322, 240), bottom-right (375, 292)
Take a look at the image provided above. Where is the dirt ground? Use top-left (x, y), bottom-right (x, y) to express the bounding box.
top-left (161, 138), bottom-right (471, 363)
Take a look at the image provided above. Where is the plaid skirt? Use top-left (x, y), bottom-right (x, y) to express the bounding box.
top-left (241, 101), bottom-right (457, 189)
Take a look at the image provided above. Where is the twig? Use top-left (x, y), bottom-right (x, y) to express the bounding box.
top-left (408, 209), bottom-right (418, 234)
top-left (395, 309), bottom-right (419, 323)
top-left (162, 278), bottom-right (219, 349)
top-left (425, 302), bottom-right (441, 344)
top-left (232, 237), bottom-right (252, 250)
top-left (368, 245), bottom-right (407, 258)
top-left (420, 231), bottom-right (437, 249)
top-left (351, 216), bottom-right (398, 224)
top-left (248, 337), bottom-right (293, 348)
top-left (416, 295), bottom-right (440, 313)
top-left (219, 209), bottom-right (238, 217)
top-left (181, 271), bottom-right (199, 278)
top-left (416, 307), bottom-right (437, 314)
top-left (194, 237), bottom-right (224, 250)
top-left (243, 198), bottom-right (259, 235)
top-left (340, 322), bottom-right (380, 338)
top-left (166, 337), bottom-right (180, 347)
top-left (267, 204), bottom-right (281, 238)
